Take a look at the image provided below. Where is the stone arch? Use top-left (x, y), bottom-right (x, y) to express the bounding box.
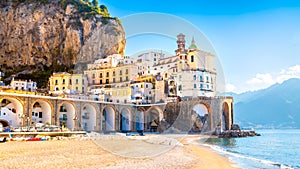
top-left (191, 102), bottom-right (210, 132)
top-left (136, 107), bottom-right (145, 131)
top-left (102, 105), bottom-right (116, 131)
top-left (222, 102), bottom-right (230, 131)
top-left (57, 101), bottom-right (77, 130)
top-left (0, 97), bottom-right (24, 127)
top-left (81, 103), bottom-right (97, 131)
top-left (120, 108), bottom-right (131, 132)
top-left (193, 101), bottom-right (211, 113)
top-left (145, 106), bottom-right (164, 132)
top-left (31, 99), bottom-right (53, 125)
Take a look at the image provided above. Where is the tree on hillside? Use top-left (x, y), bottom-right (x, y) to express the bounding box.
top-left (99, 4), bottom-right (110, 16)
top-left (92, 0), bottom-right (98, 7)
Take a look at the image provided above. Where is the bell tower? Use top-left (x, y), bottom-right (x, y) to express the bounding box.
top-left (176, 33), bottom-right (186, 54)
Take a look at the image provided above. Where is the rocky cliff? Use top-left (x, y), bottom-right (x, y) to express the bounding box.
top-left (0, 0), bottom-right (125, 73)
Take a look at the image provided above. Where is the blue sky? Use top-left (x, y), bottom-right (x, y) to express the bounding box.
top-left (101, 0), bottom-right (300, 93)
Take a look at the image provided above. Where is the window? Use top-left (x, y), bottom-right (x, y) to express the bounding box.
top-left (92, 74), bottom-right (95, 78)
top-left (178, 85), bottom-right (182, 91)
top-left (69, 79), bottom-right (72, 85)
top-left (146, 84), bottom-right (148, 88)
top-left (100, 80), bottom-right (102, 84)
top-left (62, 79), bottom-right (65, 84)
top-left (120, 70), bottom-right (122, 75)
top-left (126, 69), bottom-right (128, 74)
top-left (193, 75), bottom-right (196, 80)
top-left (154, 58), bottom-right (156, 61)
top-left (191, 55), bottom-right (194, 62)
top-left (82, 79), bottom-right (84, 85)
top-left (207, 84), bottom-right (209, 89)
top-left (55, 80), bottom-right (58, 85)
top-left (62, 87), bottom-right (65, 90)
top-left (120, 77), bottom-right (122, 82)
top-left (92, 80), bottom-right (95, 84)
top-left (180, 56), bottom-right (182, 59)
top-left (76, 87), bottom-right (78, 91)
top-left (82, 87), bottom-right (84, 92)
top-left (106, 72), bottom-right (109, 77)
top-left (39, 112), bottom-right (42, 118)
top-left (200, 84), bottom-right (203, 89)
top-left (200, 76), bottom-right (203, 82)
top-left (113, 71), bottom-right (115, 76)
top-left (165, 73), bottom-right (168, 78)
top-left (194, 84), bottom-right (196, 88)
top-left (106, 79), bottom-right (109, 84)
top-left (100, 73), bottom-right (102, 78)
top-left (126, 76), bottom-right (129, 81)
top-left (206, 76), bottom-right (209, 82)
top-left (113, 78), bottom-right (116, 83)
top-left (76, 79), bottom-right (78, 84)
top-left (185, 55), bottom-right (187, 60)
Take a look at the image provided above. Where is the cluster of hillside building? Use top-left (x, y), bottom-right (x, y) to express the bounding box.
top-left (2, 34), bottom-right (217, 104)
top-left (48, 33), bottom-right (216, 104)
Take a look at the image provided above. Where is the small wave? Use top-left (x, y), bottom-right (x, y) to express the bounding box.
top-left (203, 144), bottom-right (295, 169)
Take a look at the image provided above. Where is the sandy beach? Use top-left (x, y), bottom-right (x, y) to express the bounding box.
top-left (0, 135), bottom-right (238, 169)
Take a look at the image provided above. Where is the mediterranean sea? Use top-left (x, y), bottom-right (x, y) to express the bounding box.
top-left (203, 129), bottom-right (300, 169)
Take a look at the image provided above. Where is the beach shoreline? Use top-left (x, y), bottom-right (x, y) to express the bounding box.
top-left (0, 135), bottom-right (239, 169)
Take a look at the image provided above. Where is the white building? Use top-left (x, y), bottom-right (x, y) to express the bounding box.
top-left (10, 78), bottom-right (37, 92)
top-left (130, 82), bottom-right (153, 104)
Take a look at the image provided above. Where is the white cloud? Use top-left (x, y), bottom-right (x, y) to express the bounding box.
top-left (246, 73), bottom-right (275, 85)
top-left (242, 65), bottom-right (300, 92)
top-left (225, 83), bottom-right (236, 92)
top-left (277, 65), bottom-right (300, 83)
top-left (229, 65), bottom-right (300, 93)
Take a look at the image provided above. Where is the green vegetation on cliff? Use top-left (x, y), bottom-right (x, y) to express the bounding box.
top-left (9, 0), bottom-right (111, 19)
top-left (3, 65), bottom-right (75, 88)
top-left (61, 0), bottom-right (110, 18)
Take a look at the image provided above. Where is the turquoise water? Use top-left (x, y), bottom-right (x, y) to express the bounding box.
top-left (204, 129), bottom-right (300, 169)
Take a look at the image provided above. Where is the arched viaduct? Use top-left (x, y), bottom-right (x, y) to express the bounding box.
top-left (0, 92), bottom-right (233, 133)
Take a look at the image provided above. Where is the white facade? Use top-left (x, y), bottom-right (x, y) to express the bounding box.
top-left (0, 106), bottom-right (19, 127)
top-left (130, 82), bottom-right (153, 104)
top-left (177, 71), bottom-right (216, 97)
top-left (10, 78), bottom-right (37, 92)
top-left (88, 54), bottom-right (123, 70)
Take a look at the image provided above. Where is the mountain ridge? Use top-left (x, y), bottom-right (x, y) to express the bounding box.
top-left (230, 78), bottom-right (300, 129)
